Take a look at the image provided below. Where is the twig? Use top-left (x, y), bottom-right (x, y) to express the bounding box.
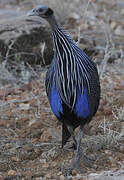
top-left (40, 42), bottom-right (46, 65)
top-left (77, 0), bottom-right (91, 45)
top-left (82, 0), bottom-right (91, 24)
top-left (0, 95), bottom-right (42, 108)
top-left (99, 51), bottom-right (110, 78)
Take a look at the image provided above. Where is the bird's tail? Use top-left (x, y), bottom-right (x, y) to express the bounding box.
top-left (62, 123), bottom-right (71, 148)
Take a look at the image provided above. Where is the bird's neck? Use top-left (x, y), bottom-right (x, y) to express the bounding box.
top-left (46, 15), bottom-right (59, 31)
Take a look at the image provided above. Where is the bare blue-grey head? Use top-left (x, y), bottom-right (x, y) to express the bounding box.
top-left (27, 5), bottom-right (58, 30)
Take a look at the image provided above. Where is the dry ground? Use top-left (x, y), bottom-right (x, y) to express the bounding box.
top-left (0, 0), bottom-right (124, 179)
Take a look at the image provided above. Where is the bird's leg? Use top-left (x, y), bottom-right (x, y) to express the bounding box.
top-left (66, 124), bottom-right (83, 175)
top-left (76, 125), bottom-right (94, 167)
top-left (67, 124), bottom-right (94, 175)
top-left (67, 125), bottom-right (77, 149)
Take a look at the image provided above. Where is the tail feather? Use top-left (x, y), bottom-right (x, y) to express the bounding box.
top-left (62, 123), bottom-right (71, 148)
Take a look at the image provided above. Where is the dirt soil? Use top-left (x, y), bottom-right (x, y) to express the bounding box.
top-left (0, 0), bottom-right (124, 179)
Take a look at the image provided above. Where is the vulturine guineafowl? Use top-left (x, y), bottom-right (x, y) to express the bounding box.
top-left (27, 5), bottom-right (100, 174)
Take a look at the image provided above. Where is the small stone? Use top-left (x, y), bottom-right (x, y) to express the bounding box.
top-left (52, 162), bottom-right (57, 167)
top-left (19, 103), bottom-right (30, 110)
top-left (5, 143), bottom-right (12, 149)
top-left (42, 163), bottom-right (49, 168)
top-left (11, 156), bottom-right (20, 162)
top-left (69, 159), bottom-right (73, 163)
top-left (107, 151), bottom-right (113, 156)
top-left (105, 150), bottom-right (109, 154)
top-left (25, 170), bottom-right (33, 179)
top-left (46, 173), bottom-right (52, 179)
top-left (115, 26), bottom-right (124, 36)
top-left (60, 175), bottom-right (65, 180)
top-left (57, 171), bottom-right (62, 176)
top-left (34, 148), bottom-right (40, 153)
top-left (104, 106), bottom-right (112, 115)
top-left (40, 159), bottom-right (46, 163)
top-left (8, 170), bottom-right (17, 176)
top-left (72, 169), bottom-right (78, 176)
top-left (32, 138), bottom-right (39, 144)
top-left (120, 145), bottom-right (124, 153)
top-left (73, 177), bottom-right (81, 180)
top-left (110, 22), bottom-right (117, 30)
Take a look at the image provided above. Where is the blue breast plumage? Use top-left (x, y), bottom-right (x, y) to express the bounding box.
top-left (49, 85), bottom-right (90, 120)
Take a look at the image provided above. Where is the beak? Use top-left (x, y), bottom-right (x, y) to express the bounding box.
top-left (27, 9), bottom-right (36, 17)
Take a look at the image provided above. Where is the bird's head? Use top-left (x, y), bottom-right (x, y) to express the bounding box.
top-left (27, 5), bottom-right (54, 19)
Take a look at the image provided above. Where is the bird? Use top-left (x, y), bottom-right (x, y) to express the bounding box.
top-left (27, 5), bottom-right (100, 174)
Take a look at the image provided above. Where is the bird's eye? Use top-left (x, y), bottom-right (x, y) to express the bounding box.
top-left (44, 8), bottom-right (53, 16)
top-left (38, 8), bottom-right (43, 12)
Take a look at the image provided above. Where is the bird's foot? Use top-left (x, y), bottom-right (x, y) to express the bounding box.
top-left (61, 162), bottom-right (84, 176)
top-left (61, 149), bottom-right (95, 176)
top-left (61, 165), bottom-right (73, 176)
top-left (66, 164), bottom-right (84, 176)
top-left (62, 140), bottom-right (77, 151)
top-left (66, 142), bottom-right (77, 150)
top-left (79, 148), bottom-right (96, 170)
top-left (64, 151), bottom-right (84, 176)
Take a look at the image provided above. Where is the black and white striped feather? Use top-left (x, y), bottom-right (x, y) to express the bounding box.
top-left (46, 27), bottom-right (99, 110)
